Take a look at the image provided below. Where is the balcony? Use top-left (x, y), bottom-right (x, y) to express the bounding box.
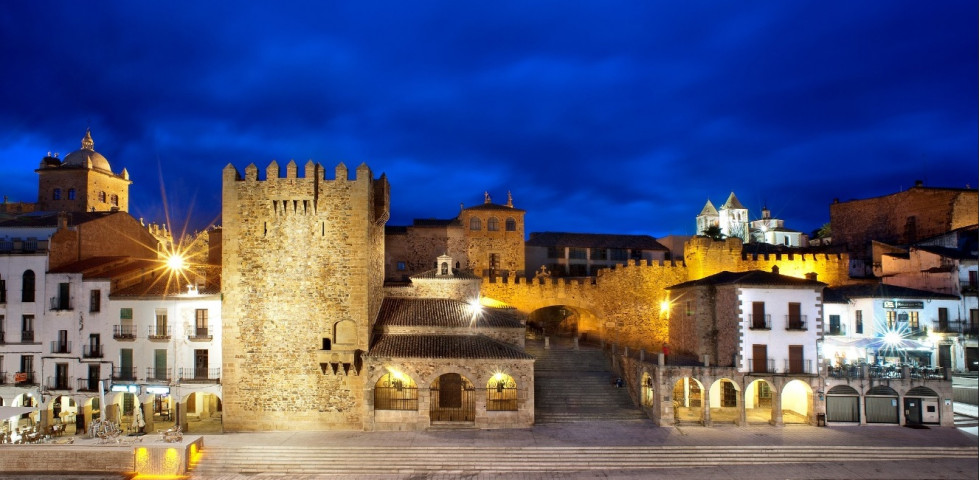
top-left (748, 314), bottom-right (771, 330)
top-left (21, 330), bottom-right (36, 343)
top-left (785, 315), bottom-right (807, 331)
top-left (783, 359), bottom-right (814, 375)
top-left (76, 377), bottom-right (108, 392)
top-left (148, 325), bottom-right (172, 341)
top-left (83, 344), bottom-right (103, 358)
top-left (113, 325), bottom-right (136, 340)
top-left (827, 324), bottom-right (847, 336)
top-left (178, 367), bottom-right (221, 383)
top-left (14, 371), bottom-right (37, 385)
top-left (145, 367), bottom-right (172, 382)
top-left (45, 376), bottom-right (73, 391)
top-left (0, 329), bottom-right (5, 344)
top-left (112, 367), bottom-right (137, 382)
top-left (747, 358), bottom-right (775, 374)
top-left (49, 296), bottom-right (73, 311)
top-left (50, 341), bottom-right (72, 354)
top-left (188, 327), bottom-right (213, 341)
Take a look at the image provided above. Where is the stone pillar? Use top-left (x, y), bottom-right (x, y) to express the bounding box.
top-left (738, 388), bottom-right (747, 426)
top-left (573, 337), bottom-right (579, 350)
top-left (639, 349), bottom-right (644, 362)
top-left (771, 380), bottom-right (784, 426)
top-left (702, 384), bottom-right (711, 427)
top-left (858, 394), bottom-right (867, 425)
top-left (658, 353), bottom-right (665, 366)
top-left (141, 400), bottom-right (154, 434)
top-left (544, 337), bottom-right (550, 350)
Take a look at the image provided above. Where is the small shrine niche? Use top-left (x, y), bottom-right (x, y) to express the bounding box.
top-left (436, 253), bottom-right (454, 277)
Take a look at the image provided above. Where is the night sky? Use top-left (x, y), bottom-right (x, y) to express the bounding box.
top-left (1, 2), bottom-right (975, 239)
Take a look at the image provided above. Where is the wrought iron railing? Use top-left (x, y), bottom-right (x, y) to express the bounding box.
top-left (486, 387), bottom-right (519, 411)
top-left (14, 371), bottom-right (36, 385)
top-left (45, 376), bottom-right (73, 390)
top-left (783, 359), bottom-right (813, 374)
top-left (747, 358), bottom-right (775, 373)
top-left (748, 314), bottom-right (771, 330)
top-left (145, 367), bottom-right (172, 382)
top-left (112, 367), bottom-right (137, 381)
top-left (148, 325), bottom-right (172, 340)
top-left (77, 378), bottom-right (107, 392)
top-left (83, 345), bottom-right (103, 358)
top-left (178, 367), bottom-right (221, 383)
top-left (113, 325), bottom-right (136, 339)
top-left (374, 386), bottom-right (418, 411)
top-left (21, 330), bottom-right (35, 343)
top-left (785, 315), bottom-right (807, 330)
top-left (188, 327), bottom-right (213, 341)
top-left (50, 341), bottom-right (72, 354)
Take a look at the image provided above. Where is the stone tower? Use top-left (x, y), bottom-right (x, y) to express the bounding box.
top-left (221, 160), bottom-right (389, 431)
top-left (35, 130), bottom-right (131, 213)
top-left (718, 192), bottom-right (749, 243)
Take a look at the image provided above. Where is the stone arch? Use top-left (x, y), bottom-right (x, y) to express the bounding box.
top-left (485, 372), bottom-right (517, 411)
top-left (178, 391), bottom-right (223, 433)
top-left (780, 379), bottom-right (813, 424)
top-left (374, 371), bottom-right (419, 411)
top-left (865, 385), bottom-right (899, 424)
top-left (905, 386), bottom-right (940, 425)
top-left (430, 372), bottom-right (476, 422)
top-left (672, 377), bottom-right (704, 424)
top-left (640, 371), bottom-right (655, 407)
top-left (526, 305), bottom-right (600, 340)
top-left (825, 385), bottom-right (860, 423)
top-left (709, 378), bottom-right (740, 424)
top-left (744, 379), bottom-right (774, 424)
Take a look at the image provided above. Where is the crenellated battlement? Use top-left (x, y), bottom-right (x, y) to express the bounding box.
top-left (223, 160), bottom-right (376, 183)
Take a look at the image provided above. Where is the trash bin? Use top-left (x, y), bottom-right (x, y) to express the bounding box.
top-left (816, 413), bottom-right (826, 427)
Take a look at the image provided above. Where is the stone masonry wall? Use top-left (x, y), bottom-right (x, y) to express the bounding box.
top-left (385, 225), bottom-right (466, 281)
top-left (222, 160), bottom-right (388, 431)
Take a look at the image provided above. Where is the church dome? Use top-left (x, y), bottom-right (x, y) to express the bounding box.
top-left (62, 130), bottom-right (112, 172)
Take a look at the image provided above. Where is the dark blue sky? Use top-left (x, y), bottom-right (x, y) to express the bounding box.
top-left (1, 1), bottom-right (975, 238)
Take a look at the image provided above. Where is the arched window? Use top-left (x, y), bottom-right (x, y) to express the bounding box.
top-left (22, 270), bottom-right (35, 302)
top-left (52, 188), bottom-right (62, 200)
top-left (487, 217), bottom-right (499, 231)
top-left (505, 218), bottom-right (516, 231)
top-left (67, 189), bottom-right (76, 200)
top-left (334, 320), bottom-right (356, 345)
top-left (374, 373), bottom-right (418, 410)
top-left (110, 194), bottom-right (119, 207)
top-left (641, 372), bottom-right (655, 407)
top-left (469, 217), bottom-right (481, 230)
top-left (486, 373), bottom-right (517, 411)
top-left (440, 262), bottom-right (449, 275)
top-left (98, 191), bottom-right (107, 203)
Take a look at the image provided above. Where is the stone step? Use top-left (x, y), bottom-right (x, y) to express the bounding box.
top-left (191, 445), bottom-right (979, 475)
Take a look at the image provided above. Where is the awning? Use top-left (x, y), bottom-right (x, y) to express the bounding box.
top-left (0, 406), bottom-right (37, 418)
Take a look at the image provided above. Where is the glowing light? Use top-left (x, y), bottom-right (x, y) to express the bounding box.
top-left (883, 331), bottom-right (901, 346)
top-left (659, 300), bottom-right (671, 314)
top-left (468, 297), bottom-right (483, 313)
top-left (493, 371), bottom-right (505, 382)
top-left (479, 296), bottom-right (510, 308)
top-left (166, 254), bottom-right (186, 271)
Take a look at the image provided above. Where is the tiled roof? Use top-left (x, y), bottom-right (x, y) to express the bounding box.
top-left (48, 256), bottom-right (131, 275)
top-left (462, 203), bottom-right (525, 212)
top-left (367, 334), bottom-right (533, 359)
top-left (112, 277), bottom-right (221, 297)
top-left (526, 232), bottom-right (668, 251)
top-left (721, 192), bottom-right (745, 210)
top-left (410, 269), bottom-right (481, 280)
top-left (376, 297), bottom-right (524, 329)
top-left (823, 283), bottom-right (959, 301)
top-left (0, 211), bottom-right (120, 228)
top-left (914, 245), bottom-right (976, 261)
top-left (698, 199), bottom-right (718, 216)
top-left (667, 270), bottom-right (825, 290)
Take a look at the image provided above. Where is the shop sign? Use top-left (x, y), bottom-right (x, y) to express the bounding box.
top-left (111, 384), bottom-right (139, 394)
top-left (145, 386), bottom-right (170, 395)
top-left (883, 301), bottom-right (923, 309)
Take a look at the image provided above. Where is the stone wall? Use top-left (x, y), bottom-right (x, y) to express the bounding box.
top-left (221, 160), bottom-right (388, 431)
top-left (459, 206), bottom-right (525, 277)
top-left (48, 212), bottom-right (158, 269)
top-left (38, 168), bottom-right (130, 213)
top-left (385, 225), bottom-right (466, 281)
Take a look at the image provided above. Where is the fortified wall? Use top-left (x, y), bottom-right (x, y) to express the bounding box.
top-left (480, 236), bottom-right (849, 353)
top-left (221, 160), bottom-right (389, 431)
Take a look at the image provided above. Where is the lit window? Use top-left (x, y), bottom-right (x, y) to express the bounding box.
top-left (110, 194), bottom-right (119, 207)
top-left (53, 189), bottom-right (62, 200)
top-left (396, 261), bottom-right (406, 271)
top-left (469, 217), bottom-right (481, 230)
top-left (505, 218), bottom-right (516, 231)
top-left (487, 217), bottom-right (499, 231)
top-left (98, 191), bottom-right (107, 203)
top-left (68, 189), bottom-right (76, 200)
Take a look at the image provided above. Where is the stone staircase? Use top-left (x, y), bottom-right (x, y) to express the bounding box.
top-left (529, 337), bottom-right (647, 423)
top-left (189, 445), bottom-right (979, 476)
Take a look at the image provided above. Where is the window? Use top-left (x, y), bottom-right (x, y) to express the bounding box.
top-left (546, 246), bottom-right (562, 259)
top-left (686, 301), bottom-right (694, 317)
top-left (970, 270), bottom-right (978, 287)
top-left (787, 302), bottom-right (804, 330)
top-left (22, 270), bottom-right (35, 302)
top-left (590, 248), bottom-right (607, 260)
top-left (194, 349), bottom-right (208, 378)
top-left (828, 315), bottom-right (841, 335)
top-left (110, 194), bottom-right (119, 207)
top-left (90, 290), bottom-right (101, 312)
top-left (98, 191), bottom-right (107, 203)
top-left (53, 188), bottom-right (62, 200)
top-left (938, 308), bottom-right (949, 331)
top-left (886, 311), bottom-right (897, 329)
top-left (505, 218), bottom-right (516, 231)
top-left (486, 374), bottom-right (518, 411)
top-left (568, 247), bottom-right (587, 260)
top-left (487, 217), bottom-right (499, 231)
top-left (154, 309), bottom-right (168, 336)
top-left (751, 302), bottom-right (768, 329)
top-left (67, 188), bottom-right (76, 200)
top-left (396, 261), bottom-right (406, 271)
top-left (469, 217), bottom-right (481, 230)
top-left (120, 308), bottom-right (133, 320)
top-left (908, 311), bottom-right (919, 331)
top-left (22, 315), bottom-right (34, 342)
top-left (56, 282), bottom-right (70, 310)
top-left (195, 309), bottom-right (208, 337)
top-left (0, 278), bottom-right (5, 303)
top-left (374, 373), bottom-right (418, 411)
top-left (855, 310), bottom-right (863, 334)
top-left (610, 249), bottom-right (629, 261)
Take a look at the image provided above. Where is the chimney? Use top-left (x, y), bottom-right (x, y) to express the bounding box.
top-left (771, 265), bottom-right (780, 275)
top-left (805, 272), bottom-right (818, 281)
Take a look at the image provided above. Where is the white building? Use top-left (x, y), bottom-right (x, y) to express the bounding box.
top-left (696, 194), bottom-right (805, 247)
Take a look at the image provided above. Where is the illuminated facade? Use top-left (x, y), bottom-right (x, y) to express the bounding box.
top-left (35, 130), bottom-right (131, 213)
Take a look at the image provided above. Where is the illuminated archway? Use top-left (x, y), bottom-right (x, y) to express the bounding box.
top-left (374, 372), bottom-right (419, 411)
top-left (744, 379), bottom-right (774, 424)
top-left (44, 395), bottom-right (78, 435)
top-left (780, 380), bottom-right (812, 424)
top-left (672, 377), bottom-right (704, 424)
top-left (640, 372), bottom-right (655, 407)
top-left (527, 305), bottom-right (601, 341)
top-left (709, 378), bottom-right (740, 424)
top-left (430, 373), bottom-right (475, 422)
top-left (486, 373), bottom-right (518, 411)
top-left (180, 392), bottom-right (223, 433)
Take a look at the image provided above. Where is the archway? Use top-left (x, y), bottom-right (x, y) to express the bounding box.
top-left (45, 395), bottom-right (78, 436)
top-left (865, 385), bottom-right (899, 424)
top-left (904, 386), bottom-right (940, 425)
top-left (486, 373), bottom-right (518, 411)
top-left (672, 377), bottom-right (704, 424)
top-left (374, 372), bottom-right (419, 411)
top-left (181, 392), bottom-right (223, 433)
top-left (640, 372), bottom-right (655, 408)
top-left (744, 379), bottom-right (774, 424)
top-left (780, 380), bottom-right (812, 424)
top-left (430, 373), bottom-right (475, 422)
top-left (107, 392), bottom-right (139, 432)
top-left (826, 385), bottom-right (860, 423)
top-left (709, 378), bottom-right (740, 424)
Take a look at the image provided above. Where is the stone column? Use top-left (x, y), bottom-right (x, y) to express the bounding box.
top-left (702, 381), bottom-right (711, 427)
top-left (771, 380), bottom-right (784, 426)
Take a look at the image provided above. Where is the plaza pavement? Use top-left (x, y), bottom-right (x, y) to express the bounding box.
top-left (192, 420), bottom-right (979, 480)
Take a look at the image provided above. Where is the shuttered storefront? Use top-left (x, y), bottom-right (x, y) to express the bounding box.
top-left (865, 385), bottom-right (899, 424)
top-left (826, 385), bottom-right (859, 422)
